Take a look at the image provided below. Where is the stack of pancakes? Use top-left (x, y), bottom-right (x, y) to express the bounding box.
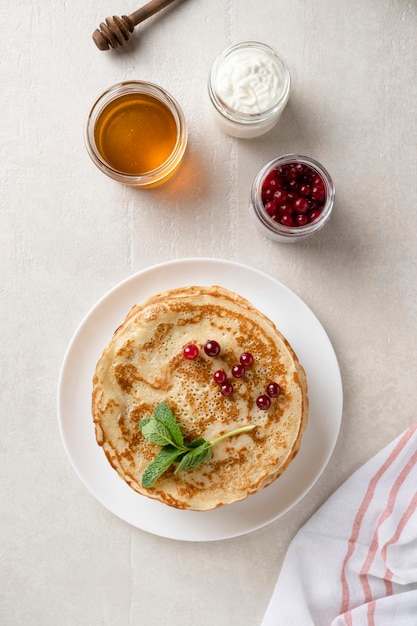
top-left (92, 285), bottom-right (308, 511)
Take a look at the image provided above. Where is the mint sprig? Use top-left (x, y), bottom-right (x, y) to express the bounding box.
top-left (139, 402), bottom-right (256, 488)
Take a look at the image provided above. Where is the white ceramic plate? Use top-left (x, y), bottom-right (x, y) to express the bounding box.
top-left (57, 258), bottom-right (343, 541)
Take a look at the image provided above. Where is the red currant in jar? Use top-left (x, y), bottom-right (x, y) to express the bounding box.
top-left (183, 344), bottom-right (199, 360)
top-left (280, 214), bottom-right (295, 227)
top-left (295, 214), bottom-right (308, 227)
top-left (287, 191), bottom-right (299, 203)
top-left (256, 394), bottom-right (271, 410)
top-left (265, 201), bottom-right (276, 217)
top-left (204, 340), bottom-right (221, 357)
top-left (273, 189), bottom-right (288, 204)
top-left (308, 209), bottom-right (322, 223)
top-left (277, 203), bottom-right (293, 217)
top-left (299, 184), bottom-right (311, 197)
top-left (266, 382), bottom-right (281, 398)
top-left (311, 185), bottom-right (325, 201)
top-left (231, 363), bottom-right (245, 378)
top-left (276, 164), bottom-right (290, 177)
top-left (262, 187), bottom-right (273, 203)
top-left (213, 369), bottom-right (227, 384)
top-left (294, 197), bottom-right (309, 214)
top-left (264, 171), bottom-right (277, 186)
top-left (288, 166), bottom-right (298, 181)
top-left (267, 177), bottom-right (278, 191)
top-left (240, 352), bottom-right (254, 367)
top-left (259, 158), bottom-right (331, 231)
top-left (220, 382), bottom-right (234, 397)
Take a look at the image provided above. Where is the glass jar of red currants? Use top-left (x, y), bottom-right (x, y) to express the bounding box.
top-left (249, 154), bottom-right (335, 242)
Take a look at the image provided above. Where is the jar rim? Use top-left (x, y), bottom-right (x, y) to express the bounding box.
top-left (84, 80), bottom-right (188, 186)
top-left (208, 41), bottom-right (291, 125)
top-left (250, 154), bottom-right (335, 240)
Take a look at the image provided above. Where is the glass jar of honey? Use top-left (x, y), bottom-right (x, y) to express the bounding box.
top-left (85, 81), bottom-right (188, 187)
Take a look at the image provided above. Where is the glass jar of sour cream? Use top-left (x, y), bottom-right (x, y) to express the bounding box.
top-left (208, 41), bottom-right (290, 139)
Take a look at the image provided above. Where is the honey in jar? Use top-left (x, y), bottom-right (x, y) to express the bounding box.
top-left (85, 81), bottom-right (188, 186)
top-left (94, 93), bottom-right (177, 175)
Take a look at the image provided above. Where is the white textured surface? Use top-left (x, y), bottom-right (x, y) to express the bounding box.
top-left (2, 1), bottom-right (416, 624)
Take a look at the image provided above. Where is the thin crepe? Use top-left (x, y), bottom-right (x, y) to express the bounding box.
top-left (92, 286), bottom-right (308, 511)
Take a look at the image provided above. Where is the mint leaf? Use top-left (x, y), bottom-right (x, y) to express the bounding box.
top-left (174, 442), bottom-right (212, 473)
top-left (139, 417), bottom-right (152, 431)
top-left (153, 402), bottom-right (184, 447)
top-left (172, 439), bottom-right (209, 466)
top-left (141, 446), bottom-right (182, 488)
top-left (140, 418), bottom-right (176, 447)
top-left (187, 437), bottom-right (207, 448)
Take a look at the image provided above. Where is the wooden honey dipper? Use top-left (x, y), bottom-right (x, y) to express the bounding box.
top-left (93, 0), bottom-right (179, 51)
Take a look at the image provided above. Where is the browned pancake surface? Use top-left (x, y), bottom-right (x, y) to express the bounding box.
top-left (92, 285), bottom-right (308, 510)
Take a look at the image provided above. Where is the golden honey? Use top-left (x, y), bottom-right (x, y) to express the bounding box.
top-left (85, 81), bottom-right (187, 187)
top-left (94, 93), bottom-right (177, 175)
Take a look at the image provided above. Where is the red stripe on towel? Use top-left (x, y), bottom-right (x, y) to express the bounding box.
top-left (363, 449), bottom-right (417, 624)
top-left (383, 488), bottom-right (417, 583)
top-left (360, 449), bottom-right (417, 597)
top-left (339, 425), bottom-right (417, 624)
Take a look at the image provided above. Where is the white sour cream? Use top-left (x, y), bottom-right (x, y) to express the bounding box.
top-left (216, 48), bottom-right (283, 114)
top-left (208, 41), bottom-right (291, 138)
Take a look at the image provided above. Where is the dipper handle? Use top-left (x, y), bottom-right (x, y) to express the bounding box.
top-left (93, 0), bottom-right (178, 51)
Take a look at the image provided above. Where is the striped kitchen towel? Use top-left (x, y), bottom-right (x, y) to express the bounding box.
top-left (261, 424), bottom-right (417, 626)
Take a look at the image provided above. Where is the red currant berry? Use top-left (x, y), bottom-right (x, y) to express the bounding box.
top-left (231, 363), bottom-right (245, 378)
top-left (277, 203), bottom-right (293, 217)
top-left (295, 214), bottom-right (308, 227)
top-left (308, 209), bottom-right (322, 223)
top-left (266, 382), bottom-right (281, 398)
top-left (288, 166), bottom-right (298, 181)
top-left (294, 197), bottom-right (309, 214)
top-left (220, 382), bottom-right (234, 397)
top-left (240, 352), bottom-right (254, 367)
top-left (204, 340), bottom-right (221, 357)
top-left (287, 191), bottom-right (299, 203)
top-left (183, 344), bottom-right (199, 360)
top-left (299, 184), bottom-right (311, 197)
top-left (280, 214), bottom-right (295, 227)
top-left (276, 165), bottom-right (290, 177)
top-left (264, 201), bottom-right (277, 217)
top-left (273, 189), bottom-right (288, 204)
top-left (264, 171), bottom-right (277, 186)
top-left (256, 394), bottom-right (271, 410)
top-left (213, 369), bottom-right (227, 384)
top-left (311, 185), bottom-right (326, 201)
top-left (262, 187), bottom-right (273, 202)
